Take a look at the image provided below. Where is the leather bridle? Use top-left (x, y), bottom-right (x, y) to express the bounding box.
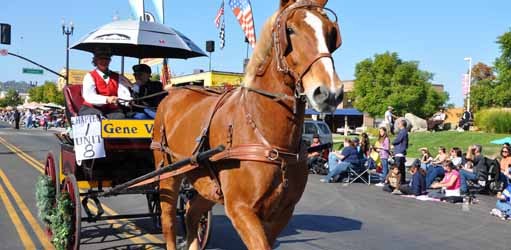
top-left (257, 0), bottom-right (342, 99)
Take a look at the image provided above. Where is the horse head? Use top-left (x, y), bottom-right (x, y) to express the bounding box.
top-left (247, 0), bottom-right (343, 113)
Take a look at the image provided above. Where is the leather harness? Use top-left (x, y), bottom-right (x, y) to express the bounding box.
top-left (149, 1), bottom-right (341, 193)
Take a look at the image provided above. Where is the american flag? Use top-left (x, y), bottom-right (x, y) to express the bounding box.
top-left (215, 1), bottom-right (225, 28)
top-left (161, 59), bottom-right (172, 87)
top-left (219, 19), bottom-right (226, 49)
top-left (229, 0), bottom-right (256, 48)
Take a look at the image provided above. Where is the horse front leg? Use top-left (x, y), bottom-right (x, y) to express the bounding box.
top-left (225, 203), bottom-right (271, 250)
top-left (185, 194), bottom-right (215, 250)
top-left (159, 175), bottom-right (184, 250)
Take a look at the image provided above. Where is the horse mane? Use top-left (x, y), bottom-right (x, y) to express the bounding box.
top-left (243, 13), bottom-right (277, 87)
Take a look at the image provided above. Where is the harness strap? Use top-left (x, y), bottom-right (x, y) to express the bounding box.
top-left (191, 88), bottom-right (237, 156)
top-left (210, 144), bottom-right (300, 165)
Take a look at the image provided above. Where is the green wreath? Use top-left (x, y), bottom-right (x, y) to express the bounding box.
top-left (50, 192), bottom-right (73, 250)
top-left (35, 175), bottom-right (55, 225)
top-left (35, 175), bottom-right (74, 250)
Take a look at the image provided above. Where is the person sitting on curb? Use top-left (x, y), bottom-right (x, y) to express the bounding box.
top-left (425, 147), bottom-right (448, 188)
top-left (498, 146), bottom-right (511, 188)
top-left (398, 160), bottom-right (427, 196)
top-left (428, 161), bottom-right (461, 199)
top-left (490, 184), bottom-right (511, 220)
top-left (321, 138), bottom-right (360, 183)
top-left (382, 164), bottom-right (402, 194)
top-left (459, 145), bottom-right (487, 195)
top-left (419, 147), bottom-right (433, 170)
top-left (449, 147), bottom-right (464, 168)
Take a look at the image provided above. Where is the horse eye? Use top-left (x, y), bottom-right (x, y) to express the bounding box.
top-left (286, 27), bottom-right (294, 35)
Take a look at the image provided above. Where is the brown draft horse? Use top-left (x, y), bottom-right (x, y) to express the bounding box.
top-left (152, 0), bottom-right (343, 249)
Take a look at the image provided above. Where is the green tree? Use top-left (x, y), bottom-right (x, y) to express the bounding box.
top-left (28, 85), bottom-right (44, 103)
top-left (0, 89), bottom-right (23, 107)
top-left (353, 52), bottom-right (447, 118)
top-left (27, 81), bottom-right (65, 105)
top-left (469, 62), bottom-right (496, 110)
top-left (495, 29), bottom-right (511, 85)
top-left (470, 29), bottom-right (511, 109)
top-left (493, 29), bottom-right (511, 107)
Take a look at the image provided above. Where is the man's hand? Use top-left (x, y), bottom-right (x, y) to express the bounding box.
top-left (106, 96), bottom-right (118, 104)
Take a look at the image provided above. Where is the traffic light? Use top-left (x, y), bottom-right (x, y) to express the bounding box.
top-left (1, 23), bottom-right (11, 45)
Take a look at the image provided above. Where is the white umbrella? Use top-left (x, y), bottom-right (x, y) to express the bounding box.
top-left (71, 20), bottom-right (206, 59)
top-left (43, 103), bottom-right (65, 109)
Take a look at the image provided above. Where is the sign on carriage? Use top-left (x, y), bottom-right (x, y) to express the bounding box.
top-left (71, 115), bottom-right (106, 161)
top-left (101, 119), bottom-right (154, 138)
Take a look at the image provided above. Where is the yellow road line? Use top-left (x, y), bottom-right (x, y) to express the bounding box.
top-left (0, 137), bottom-right (43, 174)
top-left (0, 169), bottom-right (54, 249)
top-left (0, 135), bottom-right (163, 245)
top-left (0, 136), bottom-right (44, 168)
top-left (0, 181), bottom-right (36, 249)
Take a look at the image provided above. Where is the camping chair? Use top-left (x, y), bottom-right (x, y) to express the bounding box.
top-left (346, 159), bottom-right (375, 185)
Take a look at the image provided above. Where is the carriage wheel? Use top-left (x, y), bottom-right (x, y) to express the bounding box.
top-left (43, 152), bottom-right (59, 237)
top-left (62, 174), bottom-right (81, 250)
top-left (196, 210), bottom-right (212, 250)
top-left (45, 152), bottom-right (60, 194)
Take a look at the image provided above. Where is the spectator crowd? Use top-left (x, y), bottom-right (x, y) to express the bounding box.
top-left (308, 119), bottom-right (511, 221)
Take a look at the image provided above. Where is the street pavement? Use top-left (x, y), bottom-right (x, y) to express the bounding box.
top-left (0, 123), bottom-right (509, 250)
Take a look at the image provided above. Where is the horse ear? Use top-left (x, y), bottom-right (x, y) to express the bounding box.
top-left (280, 0), bottom-right (296, 9)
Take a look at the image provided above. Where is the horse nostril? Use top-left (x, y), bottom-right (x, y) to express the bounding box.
top-left (313, 86), bottom-right (329, 104)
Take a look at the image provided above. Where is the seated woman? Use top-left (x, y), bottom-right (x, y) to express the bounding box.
top-left (428, 161), bottom-right (461, 199)
top-left (321, 138), bottom-right (360, 183)
top-left (425, 146), bottom-right (448, 188)
top-left (419, 147), bottom-right (433, 170)
top-left (498, 146), bottom-right (511, 188)
top-left (449, 147), bottom-right (463, 168)
top-left (80, 47), bottom-right (132, 119)
top-left (399, 160), bottom-right (427, 196)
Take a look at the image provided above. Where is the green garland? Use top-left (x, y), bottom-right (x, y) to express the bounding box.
top-left (35, 175), bottom-right (55, 225)
top-left (35, 175), bottom-right (74, 250)
top-left (50, 192), bottom-right (73, 250)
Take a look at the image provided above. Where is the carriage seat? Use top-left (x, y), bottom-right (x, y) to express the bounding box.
top-left (63, 84), bottom-right (85, 117)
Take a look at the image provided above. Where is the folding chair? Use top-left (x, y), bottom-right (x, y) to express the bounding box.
top-left (347, 159), bottom-right (375, 185)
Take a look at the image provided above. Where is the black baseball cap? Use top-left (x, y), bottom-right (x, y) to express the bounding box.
top-left (132, 64), bottom-right (151, 74)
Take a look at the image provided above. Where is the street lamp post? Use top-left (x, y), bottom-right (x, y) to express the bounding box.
top-left (62, 20), bottom-right (74, 85)
top-left (464, 57), bottom-right (472, 112)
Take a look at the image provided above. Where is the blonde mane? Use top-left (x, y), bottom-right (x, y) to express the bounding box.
top-left (243, 13), bottom-right (277, 87)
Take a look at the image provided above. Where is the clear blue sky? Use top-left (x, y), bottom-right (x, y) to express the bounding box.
top-left (1, 0), bottom-right (510, 106)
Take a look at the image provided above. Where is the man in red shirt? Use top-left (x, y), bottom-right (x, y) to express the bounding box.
top-left (79, 47), bottom-right (132, 119)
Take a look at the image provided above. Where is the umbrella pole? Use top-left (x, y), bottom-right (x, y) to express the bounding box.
top-left (121, 56), bottom-right (125, 75)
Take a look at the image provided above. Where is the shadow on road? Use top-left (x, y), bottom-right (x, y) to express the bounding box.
top-left (209, 214), bottom-right (362, 249)
top-left (281, 214), bottom-right (362, 236)
top-left (80, 221), bottom-right (159, 246)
